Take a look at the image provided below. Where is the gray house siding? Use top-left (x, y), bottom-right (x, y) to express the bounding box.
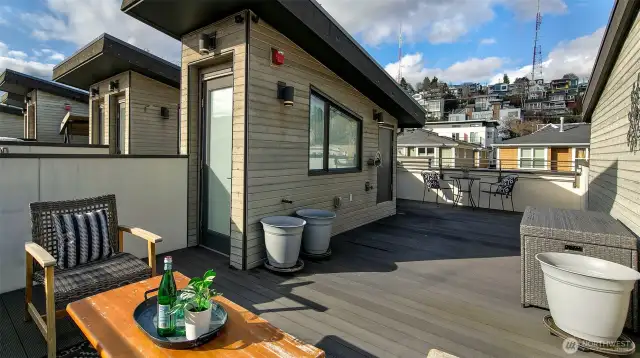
top-left (36, 90), bottom-right (89, 143)
top-left (0, 112), bottom-right (24, 138)
top-left (588, 10), bottom-right (640, 236)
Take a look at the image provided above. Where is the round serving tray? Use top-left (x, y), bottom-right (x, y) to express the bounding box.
top-left (133, 288), bottom-right (228, 349)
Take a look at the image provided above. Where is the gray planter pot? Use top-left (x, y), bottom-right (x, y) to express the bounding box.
top-left (537, 252), bottom-right (640, 343)
top-left (261, 216), bottom-right (306, 268)
top-left (296, 209), bottom-right (336, 254)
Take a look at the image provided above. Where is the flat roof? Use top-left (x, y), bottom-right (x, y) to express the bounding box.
top-left (1, 92), bottom-right (24, 108)
top-left (583, 0), bottom-right (640, 121)
top-left (0, 104), bottom-right (23, 116)
top-left (494, 123), bottom-right (590, 147)
top-left (53, 33), bottom-right (180, 89)
top-left (120, 0), bottom-right (426, 128)
top-left (398, 129), bottom-right (481, 148)
top-left (0, 69), bottom-right (88, 103)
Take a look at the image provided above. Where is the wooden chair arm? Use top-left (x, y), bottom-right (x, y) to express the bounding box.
top-left (25, 242), bottom-right (56, 268)
top-left (118, 225), bottom-right (162, 244)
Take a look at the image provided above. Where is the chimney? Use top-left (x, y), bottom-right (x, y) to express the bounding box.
top-left (559, 117), bottom-right (564, 132)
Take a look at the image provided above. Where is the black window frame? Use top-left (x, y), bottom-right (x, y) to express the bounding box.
top-left (308, 87), bottom-right (363, 175)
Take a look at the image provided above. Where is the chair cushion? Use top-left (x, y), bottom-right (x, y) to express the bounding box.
top-left (422, 172), bottom-right (441, 189)
top-left (34, 252), bottom-right (151, 309)
top-left (496, 175), bottom-right (517, 194)
top-left (52, 209), bottom-right (113, 269)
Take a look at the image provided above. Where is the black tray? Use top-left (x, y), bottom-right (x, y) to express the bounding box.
top-left (133, 288), bottom-right (228, 349)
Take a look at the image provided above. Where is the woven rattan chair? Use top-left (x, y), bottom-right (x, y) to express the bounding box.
top-left (24, 194), bottom-right (162, 358)
top-left (480, 174), bottom-right (519, 211)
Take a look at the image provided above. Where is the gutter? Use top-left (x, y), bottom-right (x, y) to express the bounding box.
top-left (492, 143), bottom-right (590, 147)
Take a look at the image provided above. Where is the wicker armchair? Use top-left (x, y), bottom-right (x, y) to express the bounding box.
top-left (480, 174), bottom-right (519, 211)
top-left (25, 194), bottom-right (162, 358)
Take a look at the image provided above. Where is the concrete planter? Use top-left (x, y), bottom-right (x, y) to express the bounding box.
top-left (296, 209), bottom-right (336, 254)
top-left (261, 216), bottom-right (306, 268)
top-left (536, 252), bottom-right (640, 343)
top-left (184, 304), bottom-right (212, 340)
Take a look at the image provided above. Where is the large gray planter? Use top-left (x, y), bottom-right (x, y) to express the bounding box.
top-left (296, 209), bottom-right (336, 254)
top-left (261, 216), bottom-right (306, 268)
top-left (536, 252), bottom-right (640, 343)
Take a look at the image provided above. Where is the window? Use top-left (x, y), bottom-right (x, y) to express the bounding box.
top-left (417, 148), bottom-right (426, 156)
top-left (96, 104), bottom-right (104, 145)
top-left (116, 100), bottom-right (126, 154)
top-left (470, 132), bottom-right (478, 143)
top-left (308, 92), bottom-right (362, 173)
top-left (452, 133), bottom-right (460, 140)
top-left (520, 148), bottom-right (546, 169)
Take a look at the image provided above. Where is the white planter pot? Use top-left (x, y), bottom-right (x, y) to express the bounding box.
top-left (536, 253), bottom-right (640, 343)
top-left (184, 305), bottom-right (212, 340)
top-left (261, 216), bottom-right (306, 268)
top-left (296, 209), bottom-right (336, 254)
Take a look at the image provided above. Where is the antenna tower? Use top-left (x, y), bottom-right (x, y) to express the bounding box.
top-left (531, 0), bottom-right (543, 82)
top-left (397, 27), bottom-right (403, 83)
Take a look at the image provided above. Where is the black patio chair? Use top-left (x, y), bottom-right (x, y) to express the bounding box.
top-left (480, 174), bottom-right (519, 211)
top-left (421, 170), bottom-right (453, 205)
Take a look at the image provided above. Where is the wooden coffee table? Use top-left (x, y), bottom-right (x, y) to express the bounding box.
top-left (66, 271), bottom-right (325, 357)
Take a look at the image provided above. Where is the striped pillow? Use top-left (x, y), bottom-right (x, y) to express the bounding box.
top-left (52, 209), bottom-right (114, 269)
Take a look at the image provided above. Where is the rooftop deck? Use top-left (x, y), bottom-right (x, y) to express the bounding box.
top-left (1, 200), bottom-right (634, 357)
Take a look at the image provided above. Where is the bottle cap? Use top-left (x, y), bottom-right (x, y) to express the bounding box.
top-left (164, 256), bottom-right (172, 263)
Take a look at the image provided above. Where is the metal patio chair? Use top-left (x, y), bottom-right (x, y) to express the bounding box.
top-left (421, 170), bottom-right (453, 205)
top-left (25, 194), bottom-right (162, 358)
top-left (480, 174), bottom-right (519, 211)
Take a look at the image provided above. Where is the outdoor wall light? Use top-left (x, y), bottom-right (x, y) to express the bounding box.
top-left (199, 32), bottom-right (216, 55)
top-left (109, 80), bottom-right (119, 92)
top-left (373, 109), bottom-right (384, 124)
top-left (277, 81), bottom-right (294, 107)
top-left (91, 88), bottom-right (99, 97)
top-left (160, 106), bottom-right (169, 119)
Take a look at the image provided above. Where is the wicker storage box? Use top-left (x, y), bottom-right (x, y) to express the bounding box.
top-left (520, 206), bottom-right (639, 331)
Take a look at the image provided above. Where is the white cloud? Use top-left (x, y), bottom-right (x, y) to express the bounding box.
top-left (7, 50), bottom-right (28, 58)
top-left (316, 0), bottom-right (567, 45)
top-left (384, 53), bottom-right (504, 85)
top-left (490, 27), bottom-right (605, 84)
top-left (48, 52), bottom-right (65, 61)
top-left (0, 42), bottom-right (54, 78)
top-left (480, 38), bottom-right (497, 45)
top-left (21, 0), bottom-right (180, 64)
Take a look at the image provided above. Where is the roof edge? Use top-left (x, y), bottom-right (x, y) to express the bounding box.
top-left (583, 0), bottom-right (640, 121)
top-left (492, 143), bottom-right (591, 147)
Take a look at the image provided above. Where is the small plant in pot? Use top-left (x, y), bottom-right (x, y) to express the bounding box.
top-left (461, 167), bottom-right (470, 178)
top-left (170, 269), bottom-right (220, 340)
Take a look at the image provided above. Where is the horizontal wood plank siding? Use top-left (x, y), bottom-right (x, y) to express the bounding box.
top-left (0, 112), bottom-right (24, 138)
top-left (589, 10), bottom-right (640, 236)
top-left (246, 16), bottom-right (398, 269)
top-left (129, 72), bottom-right (179, 155)
top-left (498, 148), bottom-right (518, 169)
top-left (181, 13), bottom-right (246, 267)
top-left (89, 72), bottom-right (130, 149)
top-left (36, 90), bottom-right (88, 143)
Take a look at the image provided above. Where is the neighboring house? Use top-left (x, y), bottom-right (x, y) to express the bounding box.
top-left (53, 33), bottom-right (180, 155)
top-left (582, 0), bottom-right (640, 236)
top-left (0, 104), bottom-right (24, 138)
top-left (499, 107), bottom-right (522, 121)
top-left (0, 92), bottom-right (24, 108)
top-left (0, 69), bottom-right (89, 143)
top-left (527, 82), bottom-right (547, 99)
top-left (471, 110), bottom-right (493, 121)
top-left (492, 121), bottom-right (590, 171)
top-left (397, 129), bottom-right (485, 168)
top-left (475, 95), bottom-right (490, 110)
top-left (488, 83), bottom-right (509, 96)
top-left (447, 109), bottom-right (466, 122)
top-left (423, 98), bottom-right (444, 121)
top-left (424, 119), bottom-right (499, 149)
top-left (550, 77), bottom-right (578, 93)
top-left (121, 0), bottom-right (426, 269)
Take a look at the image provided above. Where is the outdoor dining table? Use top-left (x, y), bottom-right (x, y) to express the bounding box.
top-left (450, 175), bottom-right (482, 209)
top-left (66, 271), bottom-right (325, 357)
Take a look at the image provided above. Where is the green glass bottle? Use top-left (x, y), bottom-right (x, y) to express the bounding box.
top-left (157, 256), bottom-right (177, 337)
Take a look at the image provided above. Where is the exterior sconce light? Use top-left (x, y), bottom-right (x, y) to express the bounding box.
top-left (160, 106), bottom-right (169, 119)
top-left (373, 109), bottom-right (384, 124)
top-left (199, 32), bottom-right (216, 55)
top-left (277, 81), bottom-right (294, 107)
top-left (91, 88), bottom-right (99, 97)
top-left (272, 48), bottom-right (285, 65)
top-left (109, 80), bottom-right (119, 92)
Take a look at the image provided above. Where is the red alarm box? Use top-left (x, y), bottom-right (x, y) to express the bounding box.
top-left (272, 48), bottom-right (285, 65)
top-left (64, 103), bottom-right (71, 111)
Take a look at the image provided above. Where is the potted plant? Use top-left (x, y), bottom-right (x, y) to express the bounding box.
top-left (170, 269), bottom-right (220, 340)
top-left (461, 167), bottom-right (470, 178)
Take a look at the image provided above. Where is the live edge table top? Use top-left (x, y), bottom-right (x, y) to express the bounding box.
top-left (66, 271), bottom-right (325, 358)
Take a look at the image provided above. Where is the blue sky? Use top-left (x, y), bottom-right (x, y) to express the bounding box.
top-left (0, 0), bottom-right (613, 87)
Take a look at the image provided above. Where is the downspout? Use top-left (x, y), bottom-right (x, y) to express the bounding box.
top-left (242, 10), bottom-right (251, 270)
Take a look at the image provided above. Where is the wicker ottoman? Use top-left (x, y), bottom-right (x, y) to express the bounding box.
top-left (520, 206), bottom-right (639, 331)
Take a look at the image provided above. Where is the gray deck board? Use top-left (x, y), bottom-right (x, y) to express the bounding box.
top-left (2, 200), bottom-right (638, 358)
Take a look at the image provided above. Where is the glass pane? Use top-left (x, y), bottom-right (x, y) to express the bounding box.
top-left (328, 106), bottom-right (358, 169)
top-left (418, 148), bottom-right (426, 155)
top-left (97, 106), bottom-right (103, 145)
top-left (576, 148), bottom-right (586, 158)
top-left (533, 159), bottom-right (546, 168)
top-left (118, 102), bottom-right (126, 154)
top-left (309, 95), bottom-right (325, 170)
top-left (521, 148), bottom-right (532, 158)
top-left (427, 148), bottom-right (434, 155)
top-left (533, 148), bottom-right (545, 159)
top-left (521, 159), bottom-right (533, 168)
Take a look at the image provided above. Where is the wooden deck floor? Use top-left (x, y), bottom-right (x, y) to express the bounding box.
top-left (2, 200), bottom-right (638, 357)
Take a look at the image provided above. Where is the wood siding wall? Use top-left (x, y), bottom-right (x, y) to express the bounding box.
top-left (180, 14), bottom-right (246, 267)
top-left (245, 16), bottom-right (398, 268)
top-left (35, 90), bottom-right (88, 143)
top-left (498, 148), bottom-right (518, 169)
top-left (0, 112), bottom-right (24, 138)
top-left (129, 72), bottom-right (179, 154)
top-left (589, 11), bottom-right (640, 236)
top-left (89, 72), bottom-right (129, 151)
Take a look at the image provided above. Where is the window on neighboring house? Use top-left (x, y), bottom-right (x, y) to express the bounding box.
top-left (417, 147), bottom-right (427, 156)
top-left (520, 148), bottom-right (546, 169)
top-left (426, 148), bottom-right (435, 156)
top-left (308, 92), bottom-right (362, 173)
top-left (452, 133), bottom-right (460, 140)
top-left (397, 147), bottom-right (407, 156)
top-left (470, 132), bottom-right (478, 143)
